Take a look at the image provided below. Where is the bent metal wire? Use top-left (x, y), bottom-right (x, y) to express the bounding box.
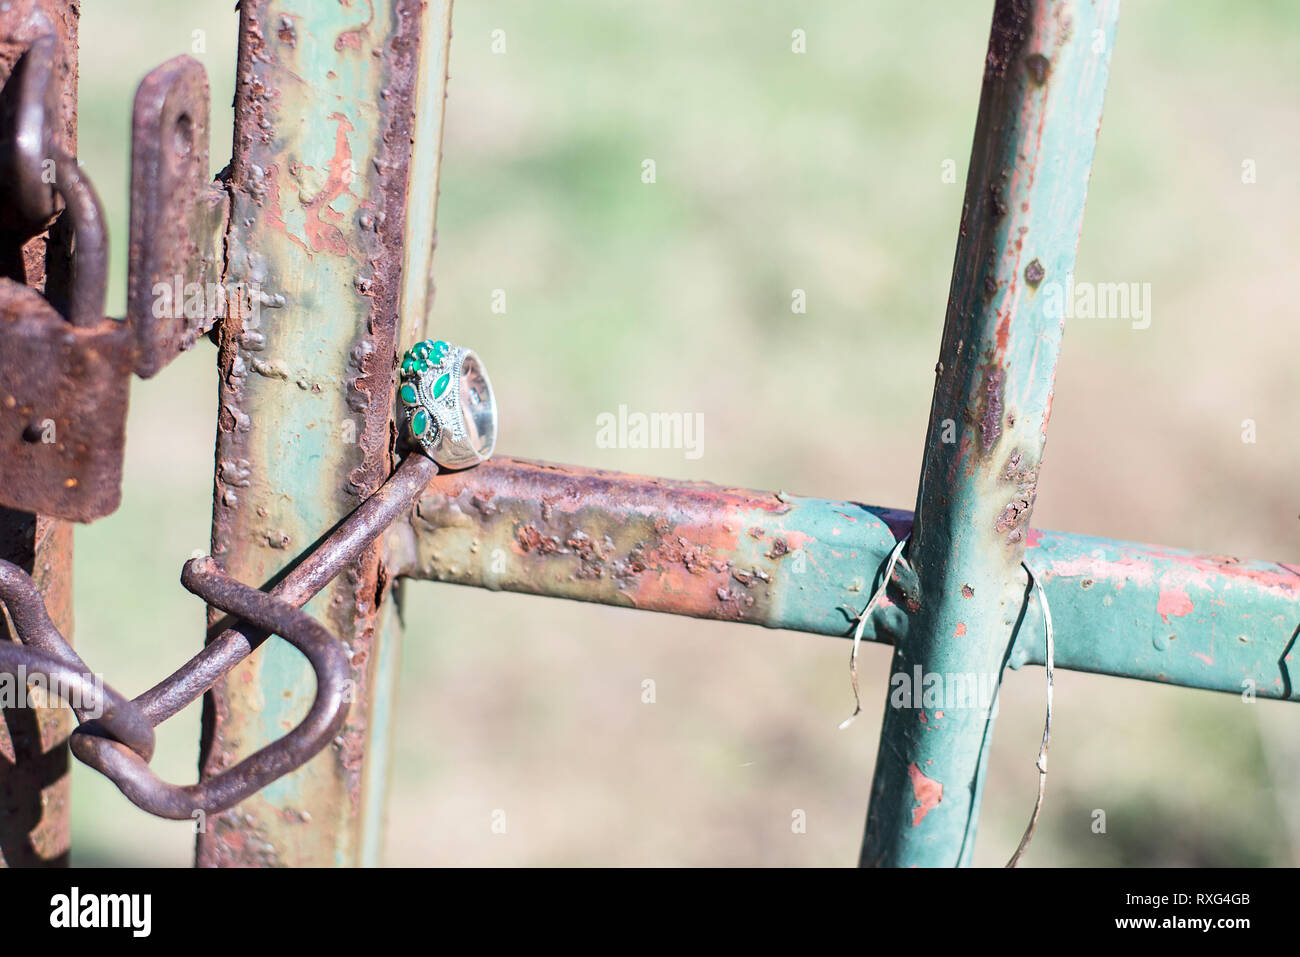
top-left (0, 452), bottom-right (440, 819)
top-left (0, 334), bottom-right (496, 818)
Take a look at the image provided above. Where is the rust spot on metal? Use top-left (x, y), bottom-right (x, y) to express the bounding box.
top-left (987, 174), bottom-right (1008, 221)
top-left (0, 285), bottom-right (132, 522)
top-left (1024, 53), bottom-right (1050, 86)
top-left (412, 458), bottom-right (800, 626)
top-left (977, 366), bottom-right (1004, 453)
top-left (565, 530), bottom-right (609, 580)
top-left (1003, 449), bottom-right (1021, 477)
top-left (961, 584), bottom-right (974, 598)
top-left (986, 0), bottom-right (1031, 80)
top-left (276, 14), bottom-right (296, 47)
top-left (1024, 258), bottom-right (1045, 286)
top-left (515, 523), bottom-right (561, 556)
top-left (995, 491), bottom-right (1036, 543)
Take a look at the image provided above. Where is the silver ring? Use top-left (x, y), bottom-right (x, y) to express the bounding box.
top-left (398, 339), bottom-right (497, 468)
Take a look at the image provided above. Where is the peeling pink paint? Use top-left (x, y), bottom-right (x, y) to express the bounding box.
top-left (1194, 652), bottom-right (1214, 665)
top-left (1157, 586), bottom-right (1193, 623)
top-left (1031, 532), bottom-right (1300, 598)
top-left (907, 762), bottom-right (942, 827)
top-left (954, 622), bottom-right (967, 637)
top-left (302, 113), bottom-right (355, 256)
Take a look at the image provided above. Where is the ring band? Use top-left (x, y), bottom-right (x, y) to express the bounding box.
top-left (398, 338), bottom-right (497, 468)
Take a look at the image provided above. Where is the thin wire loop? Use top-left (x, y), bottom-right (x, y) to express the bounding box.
top-left (839, 535), bottom-right (909, 730)
top-left (1005, 561), bottom-right (1055, 868)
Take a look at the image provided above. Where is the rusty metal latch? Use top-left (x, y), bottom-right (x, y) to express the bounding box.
top-left (0, 454), bottom-right (438, 819)
top-left (0, 28), bottom-right (229, 522)
top-left (0, 25), bottom-right (490, 820)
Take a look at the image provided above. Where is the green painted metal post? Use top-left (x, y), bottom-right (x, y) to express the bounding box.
top-left (859, 0), bottom-right (1121, 867)
top-left (201, 0), bottom-right (452, 867)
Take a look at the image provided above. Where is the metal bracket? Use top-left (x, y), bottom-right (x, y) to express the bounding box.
top-left (127, 55), bottom-right (229, 379)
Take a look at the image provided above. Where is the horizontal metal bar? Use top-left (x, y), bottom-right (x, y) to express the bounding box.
top-left (1017, 528), bottom-right (1299, 699)
top-left (391, 457), bottom-right (1299, 702)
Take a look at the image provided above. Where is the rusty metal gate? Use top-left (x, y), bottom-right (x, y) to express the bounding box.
top-left (0, 0), bottom-right (1295, 868)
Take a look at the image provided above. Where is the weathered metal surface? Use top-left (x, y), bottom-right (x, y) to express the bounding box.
top-left (1013, 530), bottom-right (1300, 700)
top-left (1, 553), bottom-right (351, 821)
top-left (0, 278), bottom-right (130, 522)
top-left (0, 560), bottom-right (156, 758)
top-left (392, 456), bottom-right (912, 639)
top-left (0, 16), bottom-right (123, 525)
top-left (361, 0), bottom-right (454, 867)
top-left (0, 455), bottom-right (432, 825)
top-left (0, 0), bottom-right (77, 868)
top-left (42, 148), bottom-right (106, 330)
top-left (71, 557), bottom-right (350, 820)
top-left (0, 30), bottom-right (59, 233)
top-left (0, 135), bottom-right (126, 523)
top-left (128, 55), bottom-right (230, 378)
top-left (861, 0), bottom-right (1122, 868)
top-left (202, 0), bottom-right (451, 867)
top-left (139, 454), bottom-right (436, 728)
top-left (0, 512), bottom-right (73, 866)
top-left (393, 457), bottom-right (1299, 702)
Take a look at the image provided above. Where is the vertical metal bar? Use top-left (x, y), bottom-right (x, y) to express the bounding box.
top-left (0, 0), bottom-right (78, 868)
top-left (363, 0), bottom-right (454, 867)
top-left (860, 0), bottom-right (1120, 867)
top-left (201, 0), bottom-right (452, 867)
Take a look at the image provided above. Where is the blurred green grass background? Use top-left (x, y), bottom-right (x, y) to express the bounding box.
top-left (66, 1), bottom-right (1297, 865)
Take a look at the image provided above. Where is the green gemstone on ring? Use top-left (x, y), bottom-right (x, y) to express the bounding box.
top-left (413, 340), bottom-right (431, 359)
top-left (401, 355), bottom-right (419, 375)
top-left (432, 372), bottom-right (450, 399)
top-left (411, 409), bottom-right (430, 436)
top-left (399, 383), bottom-right (418, 405)
top-left (430, 340), bottom-right (449, 362)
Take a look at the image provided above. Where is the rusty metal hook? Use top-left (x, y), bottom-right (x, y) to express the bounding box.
top-left (0, 454), bottom-right (439, 819)
top-left (70, 557), bottom-right (351, 820)
top-left (0, 560), bottom-right (155, 759)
